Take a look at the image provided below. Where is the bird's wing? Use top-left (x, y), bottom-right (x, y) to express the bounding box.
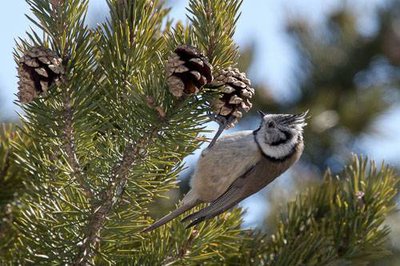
top-left (191, 131), bottom-right (261, 201)
top-left (182, 157), bottom-right (274, 228)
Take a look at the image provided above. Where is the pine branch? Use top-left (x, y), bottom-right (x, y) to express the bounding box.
top-left (63, 91), bottom-right (93, 198)
top-left (137, 208), bottom-right (244, 265)
top-left (11, 0), bottom-right (101, 262)
top-left (74, 137), bottom-right (150, 264)
top-left (240, 155), bottom-right (399, 265)
top-left (187, 0), bottom-right (242, 68)
top-left (74, 92), bottom-right (202, 263)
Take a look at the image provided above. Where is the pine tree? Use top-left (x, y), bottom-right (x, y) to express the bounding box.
top-left (1, 0), bottom-right (399, 265)
top-left (8, 0), bottom-right (244, 264)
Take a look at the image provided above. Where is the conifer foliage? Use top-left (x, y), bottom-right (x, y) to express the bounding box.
top-left (237, 156), bottom-right (399, 265)
top-left (0, 124), bottom-right (29, 262)
top-left (1, 0), bottom-right (399, 264)
top-left (9, 0), bottom-right (245, 264)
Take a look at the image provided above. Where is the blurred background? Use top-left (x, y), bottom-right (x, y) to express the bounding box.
top-left (1, 0), bottom-right (400, 263)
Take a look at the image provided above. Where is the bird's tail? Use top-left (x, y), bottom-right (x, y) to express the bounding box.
top-left (142, 190), bottom-right (200, 233)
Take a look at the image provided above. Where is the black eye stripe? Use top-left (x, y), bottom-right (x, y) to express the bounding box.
top-left (283, 130), bottom-right (292, 140)
top-left (270, 130), bottom-right (292, 146)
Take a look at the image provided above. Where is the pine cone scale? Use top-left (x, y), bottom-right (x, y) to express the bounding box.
top-left (17, 46), bottom-right (64, 103)
top-left (174, 45), bottom-right (201, 58)
top-left (34, 68), bottom-right (49, 77)
top-left (24, 57), bottom-right (40, 67)
top-left (38, 56), bottom-right (51, 64)
top-left (166, 45), bottom-right (213, 97)
top-left (210, 67), bottom-right (255, 127)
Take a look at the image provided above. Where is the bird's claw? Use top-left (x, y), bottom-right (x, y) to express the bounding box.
top-left (205, 114), bottom-right (235, 151)
top-left (206, 112), bottom-right (228, 127)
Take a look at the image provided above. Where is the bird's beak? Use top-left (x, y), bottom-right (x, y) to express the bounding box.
top-left (258, 110), bottom-right (266, 118)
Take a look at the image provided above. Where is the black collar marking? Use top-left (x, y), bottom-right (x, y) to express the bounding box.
top-left (252, 130), bottom-right (298, 163)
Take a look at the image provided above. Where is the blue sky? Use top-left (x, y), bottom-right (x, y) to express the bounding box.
top-left (1, 0), bottom-right (386, 113)
top-left (1, 0), bottom-right (399, 227)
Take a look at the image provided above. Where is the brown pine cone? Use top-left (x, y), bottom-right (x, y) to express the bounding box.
top-left (210, 67), bottom-right (254, 127)
top-left (17, 46), bottom-right (64, 103)
top-left (166, 45), bottom-right (213, 97)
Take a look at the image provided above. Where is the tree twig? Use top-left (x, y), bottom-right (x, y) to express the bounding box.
top-left (63, 91), bottom-right (93, 198)
top-left (73, 127), bottom-right (157, 265)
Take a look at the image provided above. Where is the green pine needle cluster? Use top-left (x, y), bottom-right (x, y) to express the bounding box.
top-left (0, 124), bottom-right (29, 262)
top-left (238, 156), bottom-right (399, 265)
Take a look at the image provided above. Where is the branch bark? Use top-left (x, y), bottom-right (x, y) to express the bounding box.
top-left (73, 128), bottom-right (156, 265)
top-left (63, 91), bottom-right (93, 198)
top-left (72, 83), bottom-right (186, 264)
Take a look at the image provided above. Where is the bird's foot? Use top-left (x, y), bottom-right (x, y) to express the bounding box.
top-left (205, 113), bottom-right (235, 151)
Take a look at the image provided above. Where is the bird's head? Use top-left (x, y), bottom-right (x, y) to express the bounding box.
top-left (255, 111), bottom-right (308, 160)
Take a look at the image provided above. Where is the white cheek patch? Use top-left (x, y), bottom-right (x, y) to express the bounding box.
top-left (257, 133), bottom-right (298, 159)
top-left (293, 123), bottom-right (306, 132)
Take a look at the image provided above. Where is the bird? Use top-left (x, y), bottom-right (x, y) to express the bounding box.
top-left (142, 111), bottom-right (308, 232)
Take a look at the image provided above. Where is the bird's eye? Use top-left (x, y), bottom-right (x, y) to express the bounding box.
top-left (267, 121), bottom-right (275, 128)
